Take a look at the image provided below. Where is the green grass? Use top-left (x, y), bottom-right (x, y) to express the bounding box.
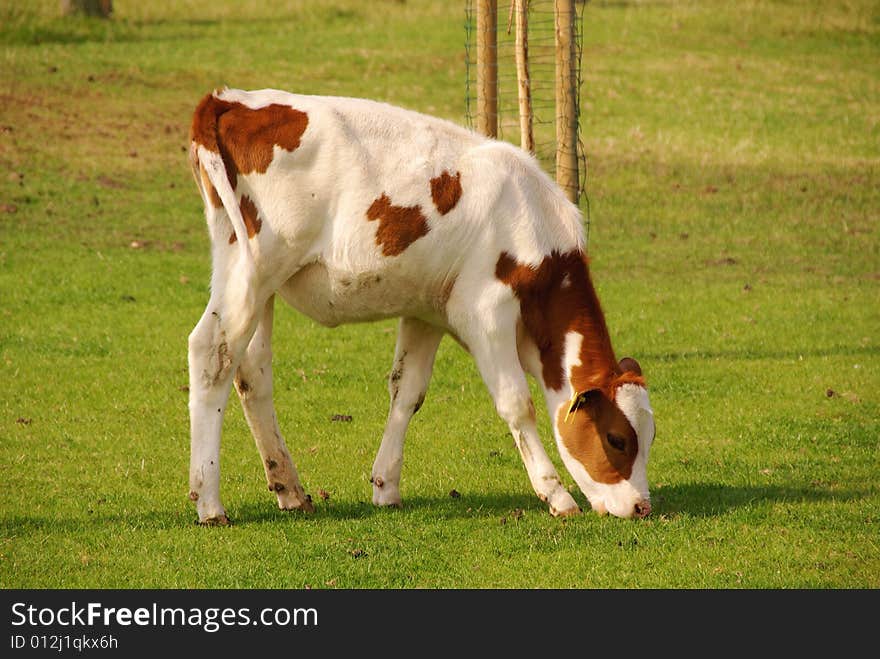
top-left (1, 0), bottom-right (878, 588)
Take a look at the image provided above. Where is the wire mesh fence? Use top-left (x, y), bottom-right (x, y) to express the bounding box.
top-left (464, 0), bottom-right (587, 211)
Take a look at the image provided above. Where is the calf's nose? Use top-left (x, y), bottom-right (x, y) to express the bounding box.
top-left (633, 500), bottom-right (651, 518)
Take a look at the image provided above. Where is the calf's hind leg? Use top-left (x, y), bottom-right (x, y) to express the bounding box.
top-left (234, 296), bottom-right (314, 512)
top-left (187, 275), bottom-right (261, 525)
top-left (371, 317), bottom-right (444, 507)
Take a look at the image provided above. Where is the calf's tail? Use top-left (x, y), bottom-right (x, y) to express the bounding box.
top-left (189, 91), bottom-right (255, 272)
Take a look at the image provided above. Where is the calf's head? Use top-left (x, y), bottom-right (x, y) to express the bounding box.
top-left (554, 358), bottom-right (655, 519)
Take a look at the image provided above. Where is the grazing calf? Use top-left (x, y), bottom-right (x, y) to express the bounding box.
top-left (187, 87), bottom-right (655, 525)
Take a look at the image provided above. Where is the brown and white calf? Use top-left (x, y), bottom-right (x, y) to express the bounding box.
top-left (187, 87), bottom-right (656, 524)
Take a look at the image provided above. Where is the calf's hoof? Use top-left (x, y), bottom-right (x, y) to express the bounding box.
top-left (195, 498), bottom-right (229, 526)
top-left (199, 514), bottom-right (231, 526)
top-left (371, 476), bottom-right (402, 508)
top-left (374, 498), bottom-right (403, 509)
top-left (550, 504), bottom-right (582, 518)
top-left (280, 497), bottom-right (315, 513)
top-left (372, 491), bottom-right (403, 508)
top-left (548, 490), bottom-right (582, 518)
top-left (272, 482), bottom-right (315, 513)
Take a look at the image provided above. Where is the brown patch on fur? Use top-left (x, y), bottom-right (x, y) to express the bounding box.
top-left (556, 390), bottom-right (638, 483)
top-left (430, 170), bottom-right (462, 215)
top-left (495, 250), bottom-right (620, 392)
top-left (366, 194), bottom-right (430, 256)
top-left (217, 103), bottom-right (308, 174)
top-left (228, 195), bottom-right (263, 244)
top-left (191, 92), bottom-right (309, 195)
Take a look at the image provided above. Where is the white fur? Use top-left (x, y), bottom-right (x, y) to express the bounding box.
top-left (614, 383), bottom-right (655, 500)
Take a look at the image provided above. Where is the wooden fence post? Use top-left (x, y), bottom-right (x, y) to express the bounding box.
top-left (555, 0), bottom-right (579, 204)
top-left (476, 0), bottom-right (498, 138)
top-left (514, 0), bottom-right (535, 154)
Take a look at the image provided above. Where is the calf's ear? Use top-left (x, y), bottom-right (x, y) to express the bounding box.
top-left (618, 357), bottom-right (642, 376)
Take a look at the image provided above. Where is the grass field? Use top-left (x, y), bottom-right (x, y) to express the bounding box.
top-left (1, 0), bottom-right (878, 588)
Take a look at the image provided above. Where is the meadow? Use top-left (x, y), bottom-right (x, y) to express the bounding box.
top-left (0, 0), bottom-right (877, 588)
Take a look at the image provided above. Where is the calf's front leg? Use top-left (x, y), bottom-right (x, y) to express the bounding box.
top-left (456, 298), bottom-right (581, 517)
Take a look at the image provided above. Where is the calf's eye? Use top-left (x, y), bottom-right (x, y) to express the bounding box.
top-left (606, 433), bottom-right (626, 451)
